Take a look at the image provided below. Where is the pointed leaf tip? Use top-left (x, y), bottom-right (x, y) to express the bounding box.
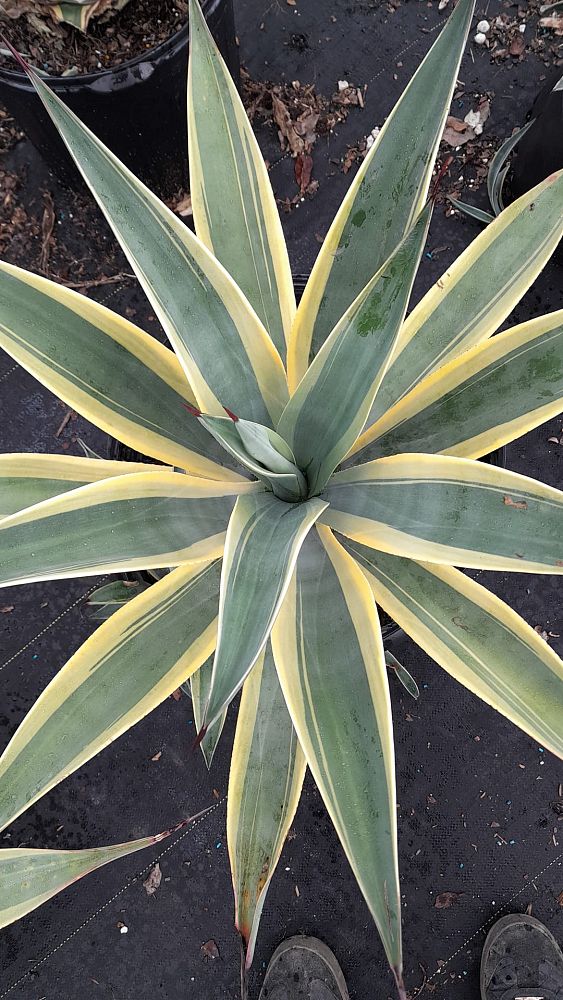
top-left (430, 154), bottom-right (453, 202)
top-left (224, 407), bottom-right (239, 422)
top-left (192, 724), bottom-right (208, 753)
top-left (182, 401), bottom-right (203, 417)
top-left (0, 36), bottom-right (29, 74)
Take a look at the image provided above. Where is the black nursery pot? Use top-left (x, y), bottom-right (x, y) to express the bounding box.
top-left (0, 0), bottom-right (239, 197)
top-left (109, 274), bottom-right (505, 645)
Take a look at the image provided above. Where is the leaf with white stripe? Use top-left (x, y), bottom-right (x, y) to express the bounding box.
top-left (0, 471), bottom-right (258, 587)
top-left (0, 454), bottom-right (161, 519)
top-left (228, 643), bottom-right (306, 968)
top-left (347, 540), bottom-right (563, 758)
top-left (0, 261), bottom-right (241, 479)
top-left (287, 0), bottom-right (474, 387)
top-left (0, 561), bottom-right (221, 831)
top-left (279, 205), bottom-right (431, 495)
top-left (202, 492), bottom-right (327, 730)
top-left (20, 59), bottom-right (288, 427)
top-left (0, 821), bottom-right (195, 929)
top-left (272, 527), bottom-right (402, 986)
top-left (188, 0), bottom-right (295, 357)
top-left (321, 454), bottom-right (563, 573)
top-left (351, 310), bottom-right (563, 462)
top-left (189, 656), bottom-right (226, 768)
top-left (358, 171), bottom-right (563, 443)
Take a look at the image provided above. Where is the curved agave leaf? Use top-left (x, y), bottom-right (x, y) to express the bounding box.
top-left (0, 816), bottom-right (202, 929)
top-left (352, 310), bottom-right (563, 462)
top-left (288, 0), bottom-right (475, 387)
top-left (189, 656), bottom-right (226, 768)
top-left (202, 492), bottom-right (327, 730)
top-left (272, 527), bottom-right (402, 985)
top-left (0, 561), bottom-right (221, 832)
top-left (0, 261), bottom-right (243, 479)
top-left (0, 454), bottom-right (160, 519)
top-left (188, 0), bottom-right (295, 357)
top-left (321, 454), bottom-right (563, 573)
top-left (0, 472), bottom-right (257, 587)
top-left (279, 205), bottom-right (431, 495)
top-left (348, 541), bottom-right (563, 758)
top-left (228, 643), bottom-right (306, 968)
top-left (358, 170), bottom-right (563, 444)
top-left (16, 53), bottom-right (288, 427)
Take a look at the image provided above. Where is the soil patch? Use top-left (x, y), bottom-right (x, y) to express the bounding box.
top-left (0, 0), bottom-right (186, 76)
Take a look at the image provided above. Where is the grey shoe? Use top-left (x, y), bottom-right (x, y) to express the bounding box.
top-left (258, 936), bottom-right (349, 1000)
top-left (481, 914), bottom-right (563, 1000)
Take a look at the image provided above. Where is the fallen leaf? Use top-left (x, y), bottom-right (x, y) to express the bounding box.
top-left (557, 890), bottom-right (563, 906)
top-left (503, 495), bottom-right (528, 509)
top-left (434, 891), bottom-right (463, 909)
top-left (442, 116), bottom-right (475, 146)
top-left (509, 34), bottom-right (526, 56)
top-left (201, 939), bottom-right (220, 960)
top-left (143, 863), bottom-right (162, 896)
top-left (295, 152), bottom-right (313, 193)
top-left (39, 191), bottom-right (55, 274)
top-left (463, 98), bottom-right (490, 136)
top-left (151, 750), bottom-right (162, 761)
top-left (540, 14), bottom-right (563, 33)
top-left (0, 605), bottom-right (14, 613)
top-left (171, 688), bottom-right (182, 701)
top-left (294, 109), bottom-right (319, 148)
top-left (174, 193), bottom-right (193, 218)
top-left (534, 625), bottom-right (549, 642)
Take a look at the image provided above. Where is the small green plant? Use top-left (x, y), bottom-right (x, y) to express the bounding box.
top-left (0, 1), bottom-right (562, 996)
top-left (1, 0), bottom-right (131, 34)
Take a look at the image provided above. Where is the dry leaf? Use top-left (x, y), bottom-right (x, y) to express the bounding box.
top-left (509, 34), bottom-right (526, 56)
top-left (295, 153), bottom-right (313, 193)
top-left (151, 750), bottom-right (162, 761)
top-left (143, 863), bottom-right (162, 896)
top-left (434, 891), bottom-right (463, 909)
top-left (0, 605), bottom-right (14, 613)
top-left (201, 939), bottom-right (220, 960)
top-left (540, 14), bottom-right (563, 33)
top-left (442, 116), bottom-right (475, 146)
top-left (171, 688), bottom-right (182, 701)
top-left (557, 889), bottom-right (563, 906)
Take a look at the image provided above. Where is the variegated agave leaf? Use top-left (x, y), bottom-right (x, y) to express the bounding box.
top-left (0, 2), bottom-right (562, 997)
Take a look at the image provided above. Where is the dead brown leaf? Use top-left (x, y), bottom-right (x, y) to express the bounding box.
top-left (540, 14), bottom-right (563, 35)
top-left (39, 191), bottom-right (55, 274)
top-left (151, 750), bottom-right (162, 761)
top-left (434, 891), bottom-right (463, 909)
top-left (557, 889), bottom-right (563, 906)
top-left (442, 116), bottom-right (475, 146)
top-left (201, 939), bottom-right (220, 960)
top-left (295, 152), bottom-right (313, 193)
top-left (503, 495), bottom-right (528, 510)
top-left (0, 605), bottom-right (14, 613)
top-left (143, 863), bottom-right (162, 896)
top-left (509, 34), bottom-right (526, 57)
top-left (171, 688), bottom-right (182, 701)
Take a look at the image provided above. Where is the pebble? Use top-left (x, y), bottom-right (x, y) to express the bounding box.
top-left (476, 19), bottom-right (490, 33)
top-left (474, 32), bottom-right (487, 45)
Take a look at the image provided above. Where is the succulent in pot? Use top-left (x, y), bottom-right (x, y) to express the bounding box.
top-left (0, 1), bottom-right (562, 997)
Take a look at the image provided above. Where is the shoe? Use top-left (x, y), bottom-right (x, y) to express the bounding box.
top-left (481, 913), bottom-right (563, 1000)
top-left (258, 936), bottom-right (349, 1000)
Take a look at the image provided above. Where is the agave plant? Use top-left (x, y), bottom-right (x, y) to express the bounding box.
top-left (2, 0), bottom-right (131, 35)
top-left (1, 0), bottom-right (563, 995)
